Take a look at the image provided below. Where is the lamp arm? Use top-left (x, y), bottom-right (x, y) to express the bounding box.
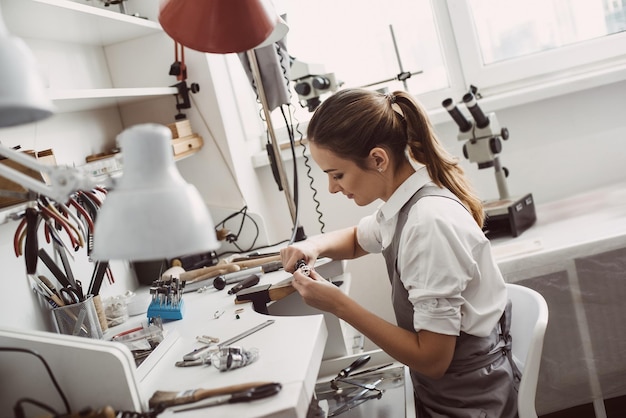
top-left (0, 143), bottom-right (104, 203)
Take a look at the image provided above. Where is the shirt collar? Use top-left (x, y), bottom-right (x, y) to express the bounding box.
top-left (377, 165), bottom-right (433, 223)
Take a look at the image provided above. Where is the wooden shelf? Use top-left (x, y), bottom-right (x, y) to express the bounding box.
top-left (2, 0), bottom-right (162, 46)
top-left (49, 87), bottom-right (179, 112)
top-left (2, 0), bottom-right (175, 113)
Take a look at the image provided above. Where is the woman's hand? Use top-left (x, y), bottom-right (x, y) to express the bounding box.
top-left (280, 241), bottom-right (319, 273)
top-left (291, 268), bottom-right (346, 315)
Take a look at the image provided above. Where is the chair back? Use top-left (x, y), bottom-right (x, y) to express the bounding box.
top-left (506, 283), bottom-right (549, 418)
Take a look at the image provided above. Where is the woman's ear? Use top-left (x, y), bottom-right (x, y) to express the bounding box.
top-left (369, 147), bottom-right (389, 173)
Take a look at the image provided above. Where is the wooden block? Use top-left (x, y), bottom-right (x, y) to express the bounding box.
top-left (171, 134), bottom-right (203, 158)
top-left (167, 120), bottom-right (193, 139)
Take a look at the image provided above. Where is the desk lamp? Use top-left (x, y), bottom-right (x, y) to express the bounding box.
top-left (442, 89), bottom-right (536, 237)
top-left (0, 7), bottom-right (219, 260)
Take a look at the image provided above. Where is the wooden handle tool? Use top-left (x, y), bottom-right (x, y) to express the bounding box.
top-left (232, 254), bottom-right (282, 269)
top-left (149, 381), bottom-right (275, 408)
top-left (162, 263), bottom-right (240, 282)
top-left (181, 265), bottom-right (241, 283)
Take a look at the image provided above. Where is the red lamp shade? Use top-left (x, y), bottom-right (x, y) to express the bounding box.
top-left (159, 0), bottom-right (279, 54)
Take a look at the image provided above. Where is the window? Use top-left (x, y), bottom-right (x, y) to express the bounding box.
top-left (447, 0), bottom-right (626, 93)
top-left (286, 0), bottom-right (447, 98)
top-left (238, 0), bottom-right (626, 149)
top-left (272, 0), bottom-right (450, 128)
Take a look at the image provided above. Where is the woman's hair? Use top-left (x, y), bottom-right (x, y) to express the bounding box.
top-left (307, 88), bottom-right (485, 227)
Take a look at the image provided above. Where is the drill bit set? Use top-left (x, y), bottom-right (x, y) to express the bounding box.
top-left (147, 277), bottom-right (186, 320)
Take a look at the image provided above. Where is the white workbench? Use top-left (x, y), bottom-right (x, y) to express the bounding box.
top-left (490, 181), bottom-right (626, 417)
top-left (122, 259), bottom-right (349, 418)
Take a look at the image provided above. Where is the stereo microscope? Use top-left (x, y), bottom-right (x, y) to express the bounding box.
top-left (290, 59), bottom-right (340, 112)
top-left (442, 90), bottom-right (536, 238)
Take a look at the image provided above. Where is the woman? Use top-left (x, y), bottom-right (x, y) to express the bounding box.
top-left (281, 88), bottom-right (520, 417)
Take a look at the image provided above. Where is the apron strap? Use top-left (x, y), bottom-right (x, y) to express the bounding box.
top-left (501, 298), bottom-right (523, 383)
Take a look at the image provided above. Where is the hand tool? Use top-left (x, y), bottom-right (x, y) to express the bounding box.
top-left (87, 260), bottom-right (109, 296)
top-left (175, 320), bottom-right (275, 367)
top-left (218, 319), bottom-right (275, 348)
top-left (24, 207), bottom-right (39, 274)
top-left (230, 251), bottom-right (280, 262)
top-left (149, 381), bottom-right (277, 409)
top-left (167, 263), bottom-right (241, 283)
top-left (59, 287), bottom-right (83, 305)
top-left (227, 274), bottom-right (260, 294)
top-left (213, 269), bottom-right (258, 290)
top-left (183, 344), bottom-right (217, 362)
top-left (169, 382), bottom-right (282, 413)
top-left (328, 378), bottom-right (384, 417)
top-left (330, 355), bottom-right (371, 389)
top-left (38, 247), bottom-right (71, 288)
top-left (213, 260), bottom-right (282, 290)
top-left (235, 278), bottom-right (295, 314)
top-left (54, 241), bottom-right (78, 293)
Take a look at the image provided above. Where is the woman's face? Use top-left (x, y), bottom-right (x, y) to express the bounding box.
top-left (310, 142), bottom-right (383, 206)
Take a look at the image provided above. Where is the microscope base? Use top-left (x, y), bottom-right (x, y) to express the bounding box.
top-left (483, 193), bottom-right (536, 238)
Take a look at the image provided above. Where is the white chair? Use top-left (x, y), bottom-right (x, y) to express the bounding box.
top-left (506, 283), bottom-right (549, 418)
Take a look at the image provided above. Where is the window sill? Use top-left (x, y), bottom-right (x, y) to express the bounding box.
top-left (428, 60), bottom-right (626, 125)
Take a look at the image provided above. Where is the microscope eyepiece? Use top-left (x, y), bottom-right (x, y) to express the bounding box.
top-left (294, 82), bottom-right (312, 96)
top-left (312, 76), bottom-right (331, 90)
top-left (462, 92), bottom-right (490, 129)
top-left (442, 98), bottom-right (472, 132)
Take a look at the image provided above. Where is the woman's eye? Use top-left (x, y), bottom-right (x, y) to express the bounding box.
top-left (332, 173), bottom-right (343, 180)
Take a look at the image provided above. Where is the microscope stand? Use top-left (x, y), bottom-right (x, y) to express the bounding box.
top-left (483, 193), bottom-right (536, 238)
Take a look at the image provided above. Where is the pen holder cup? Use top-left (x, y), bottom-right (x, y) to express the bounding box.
top-left (52, 295), bottom-right (103, 339)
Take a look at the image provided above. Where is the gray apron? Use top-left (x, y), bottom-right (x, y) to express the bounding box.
top-left (382, 185), bottom-right (520, 418)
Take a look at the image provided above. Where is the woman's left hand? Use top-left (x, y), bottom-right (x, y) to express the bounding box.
top-left (291, 268), bottom-right (346, 314)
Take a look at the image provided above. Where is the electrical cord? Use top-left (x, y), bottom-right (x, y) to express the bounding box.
top-left (0, 347), bottom-right (70, 417)
top-left (213, 206), bottom-right (260, 256)
top-left (0, 347), bottom-right (166, 418)
top-left (279, 50), bottom-right (326, 235)
top-left (279, 104), bottom-right (302, 246)
top-left (286, 103), bottom-right (326, 234)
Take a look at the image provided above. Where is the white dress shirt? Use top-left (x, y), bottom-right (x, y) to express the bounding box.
top-left (356, 167), bottom-right (507, 337)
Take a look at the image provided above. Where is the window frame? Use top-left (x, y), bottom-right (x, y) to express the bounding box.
top-left (445, 0), bottom-right (626, 95)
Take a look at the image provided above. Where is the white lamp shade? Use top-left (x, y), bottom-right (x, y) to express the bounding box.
top-left (0, 33), bottom-right (54, 127)
top-left (91, 124), bottom-right (220, 261)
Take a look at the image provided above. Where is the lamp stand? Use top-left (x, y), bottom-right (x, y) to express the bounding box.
top-left (245, 50), bottom-right (306, 242)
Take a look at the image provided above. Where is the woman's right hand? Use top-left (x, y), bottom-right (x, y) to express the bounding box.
top-left (280, 241), bottom-right (319, 273)
top-left (291, 267), bottom-right (345, 315)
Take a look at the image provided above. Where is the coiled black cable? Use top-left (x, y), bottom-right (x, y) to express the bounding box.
top-left (278, 49), bottom-right (326, 234)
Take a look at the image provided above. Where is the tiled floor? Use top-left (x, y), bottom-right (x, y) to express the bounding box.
top-left (539, 396), bottom-right (626, 418)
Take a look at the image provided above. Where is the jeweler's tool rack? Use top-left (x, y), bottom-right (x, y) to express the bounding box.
top-left (147, 276), bottom-right (185, 321)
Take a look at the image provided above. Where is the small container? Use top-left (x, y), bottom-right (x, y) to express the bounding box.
top-left (104, 295), bottom-right (129, 327)
top-left (52, 295), bottom-right (103, 339)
